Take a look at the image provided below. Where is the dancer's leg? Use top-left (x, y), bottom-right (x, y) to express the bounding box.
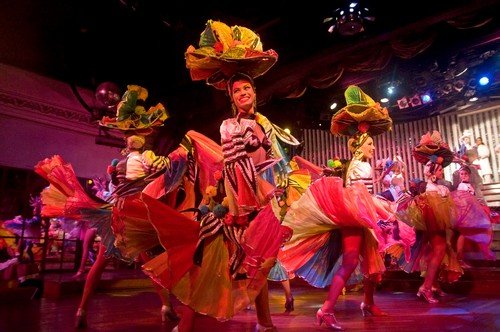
top-left (321, 228), bottom-right (362, 312)
top-left (138, 252), bottom-right (179, 322)
top-left (281, 277), bottom-right (294, 312)
top-left (175, 304), bottom-right (195, 332)
top-left (255, 281), bottom-right (274, 328)
top-left (74, 228), bottom-right (97, 277)
top-left (281, 278), bottom-right (292, 301)
top-left (363, 277), bottom-right (375, 305)
top-left (417, 231), bottom-right (446, 303)
top-left (422, 232), bottom-right (446, 290)
top-left (75, 243), bottom-right (108, 328)
top-left (77, 243), bottom-right (108, 311)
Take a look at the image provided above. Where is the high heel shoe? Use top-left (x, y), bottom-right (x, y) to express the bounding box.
top-left (431, 286), bottom-right (447, 297)
top-left (71, 271), bottom-right (86, 281)
top-left (417, 286), bottom-right (439, 303)
top-left (316, 308), bottom-right (344, 330)
top-left (161, 305), bottom-right (180, 323)
top-left (360, 302), bottom-right (388, 317)
top-left (75, 308), bottom-right (87, 329)
top-left (255, 323), bottom-right (278, 331)
top-left (285, 296), bottom-right (294, 312)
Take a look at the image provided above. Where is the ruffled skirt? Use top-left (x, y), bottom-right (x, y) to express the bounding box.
top-left (116, 193), bottom-right (291, 320)
top-left (395, 192), bottom-right (467, 282)
top-left (450, 190), bottom-right (494, 259)
top-left (279, 176), bottom-right (386, 286)
top-left (34, 155), bottom-right (127, 260)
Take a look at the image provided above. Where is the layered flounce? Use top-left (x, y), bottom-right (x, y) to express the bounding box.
top-left (279, 176), bottom-right (386, 286)
top-left (395, 192), bottom-right (466, 282)
top-left (450, 190), bottom-right (494, 260)
top-left (117, 193), bottom-right (291, 320)
top-left (34, 155), bottom-right (127, 260)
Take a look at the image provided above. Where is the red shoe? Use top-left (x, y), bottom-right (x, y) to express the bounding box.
top-left (255, 323), bottom-right (277, 332)
top-left (75, 308), bottom-right (87, 329)
top-left (316, 308), bottom-right (344, 330)
top-left (360, 302), bottom-right (388, 317)
top-left (417, 286), bottom-right (439, 303)
top-left (161, 305), bottom-right (180, 323)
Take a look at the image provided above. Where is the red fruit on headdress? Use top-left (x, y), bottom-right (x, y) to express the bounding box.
top-left (214, 41), bottom-right (224, 54)
top-left (107, 165), bottom-right (116, 174)
top-left (358, 122), bottom-right (370, 133)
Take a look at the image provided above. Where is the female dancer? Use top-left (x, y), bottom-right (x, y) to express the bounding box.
top-left (35, 85), bottom-right (180, 328)
top-left (406, 130), bottom-right (462, 302)
top-left (279, 85), bottom-right (399, 330)
top-left (120, 20), bottom-right (294, 332)
top-left (451, 165), bottom-right (494, 267)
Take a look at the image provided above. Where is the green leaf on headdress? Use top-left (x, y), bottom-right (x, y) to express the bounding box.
top-left (344, 85), bottom-right (374, 107)
top-left (221, 47), bottom-right (246, 59)
top-left (344, 86), bottom-right (365, 105)
top-left (233, 26), bottom-right (242, 41)
top-left (192, 47), bottom-right (217, 57)
top-left (199, 20), bottom-right (217, 47)
top-left (116, 90), bottom-right (139, 120)
top-left (250, 37), bottom-right (261, 50)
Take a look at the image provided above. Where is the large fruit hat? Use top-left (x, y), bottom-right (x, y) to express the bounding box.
top-left (99, 85), bottom-right (169, 135)
top-left (185, 20), bottom-right (278, 90)
top-left (413, 130), bottom-right (454, 167)
top-left (330, 85), bottom-right (392, 137)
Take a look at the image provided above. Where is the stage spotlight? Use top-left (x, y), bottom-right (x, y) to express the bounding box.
top-left (421, 94), bottom-right (432, 104)
top-left (325, 2), bottom-right (375, 36)
top-left (409, 94), bottom-right (422, 107)
top-left (397, 97), bottom-right (409, 109)
top-left (443, 83), bottom-right (453, 94)
top-left (453, 80), bottom-right (465, 92)
top-left (478, 76), bottom-right (490, 86)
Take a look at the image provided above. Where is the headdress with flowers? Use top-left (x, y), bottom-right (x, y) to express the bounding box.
top-left (331, 85), bottom-right (392, 158)
top-left (413, 130), bottom-right (454, 167)
top-left (185, 20), bottom-right (278, 90)
top-left (99, 85), bottom-right (169, 136)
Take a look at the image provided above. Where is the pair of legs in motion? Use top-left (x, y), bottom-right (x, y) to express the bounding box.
top-left (417, 231), bottom-right (447, 303)
top-left (317, 227), bottom-right (387, 330)
top-left (73, 227), bottom-right (97, 279)
top-left (173, 278), bottom-right (276, 332)
top-left (75, 244), bottom-right (178, 328)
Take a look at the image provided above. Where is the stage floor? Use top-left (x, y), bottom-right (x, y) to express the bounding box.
top-left (1, 278), bottom-right (499, 332)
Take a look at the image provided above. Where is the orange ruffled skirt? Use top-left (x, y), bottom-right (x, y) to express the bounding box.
top-left (279, 176), bottom-right (386, 280)
top-left (114, 192), bottom-right (291, 320)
